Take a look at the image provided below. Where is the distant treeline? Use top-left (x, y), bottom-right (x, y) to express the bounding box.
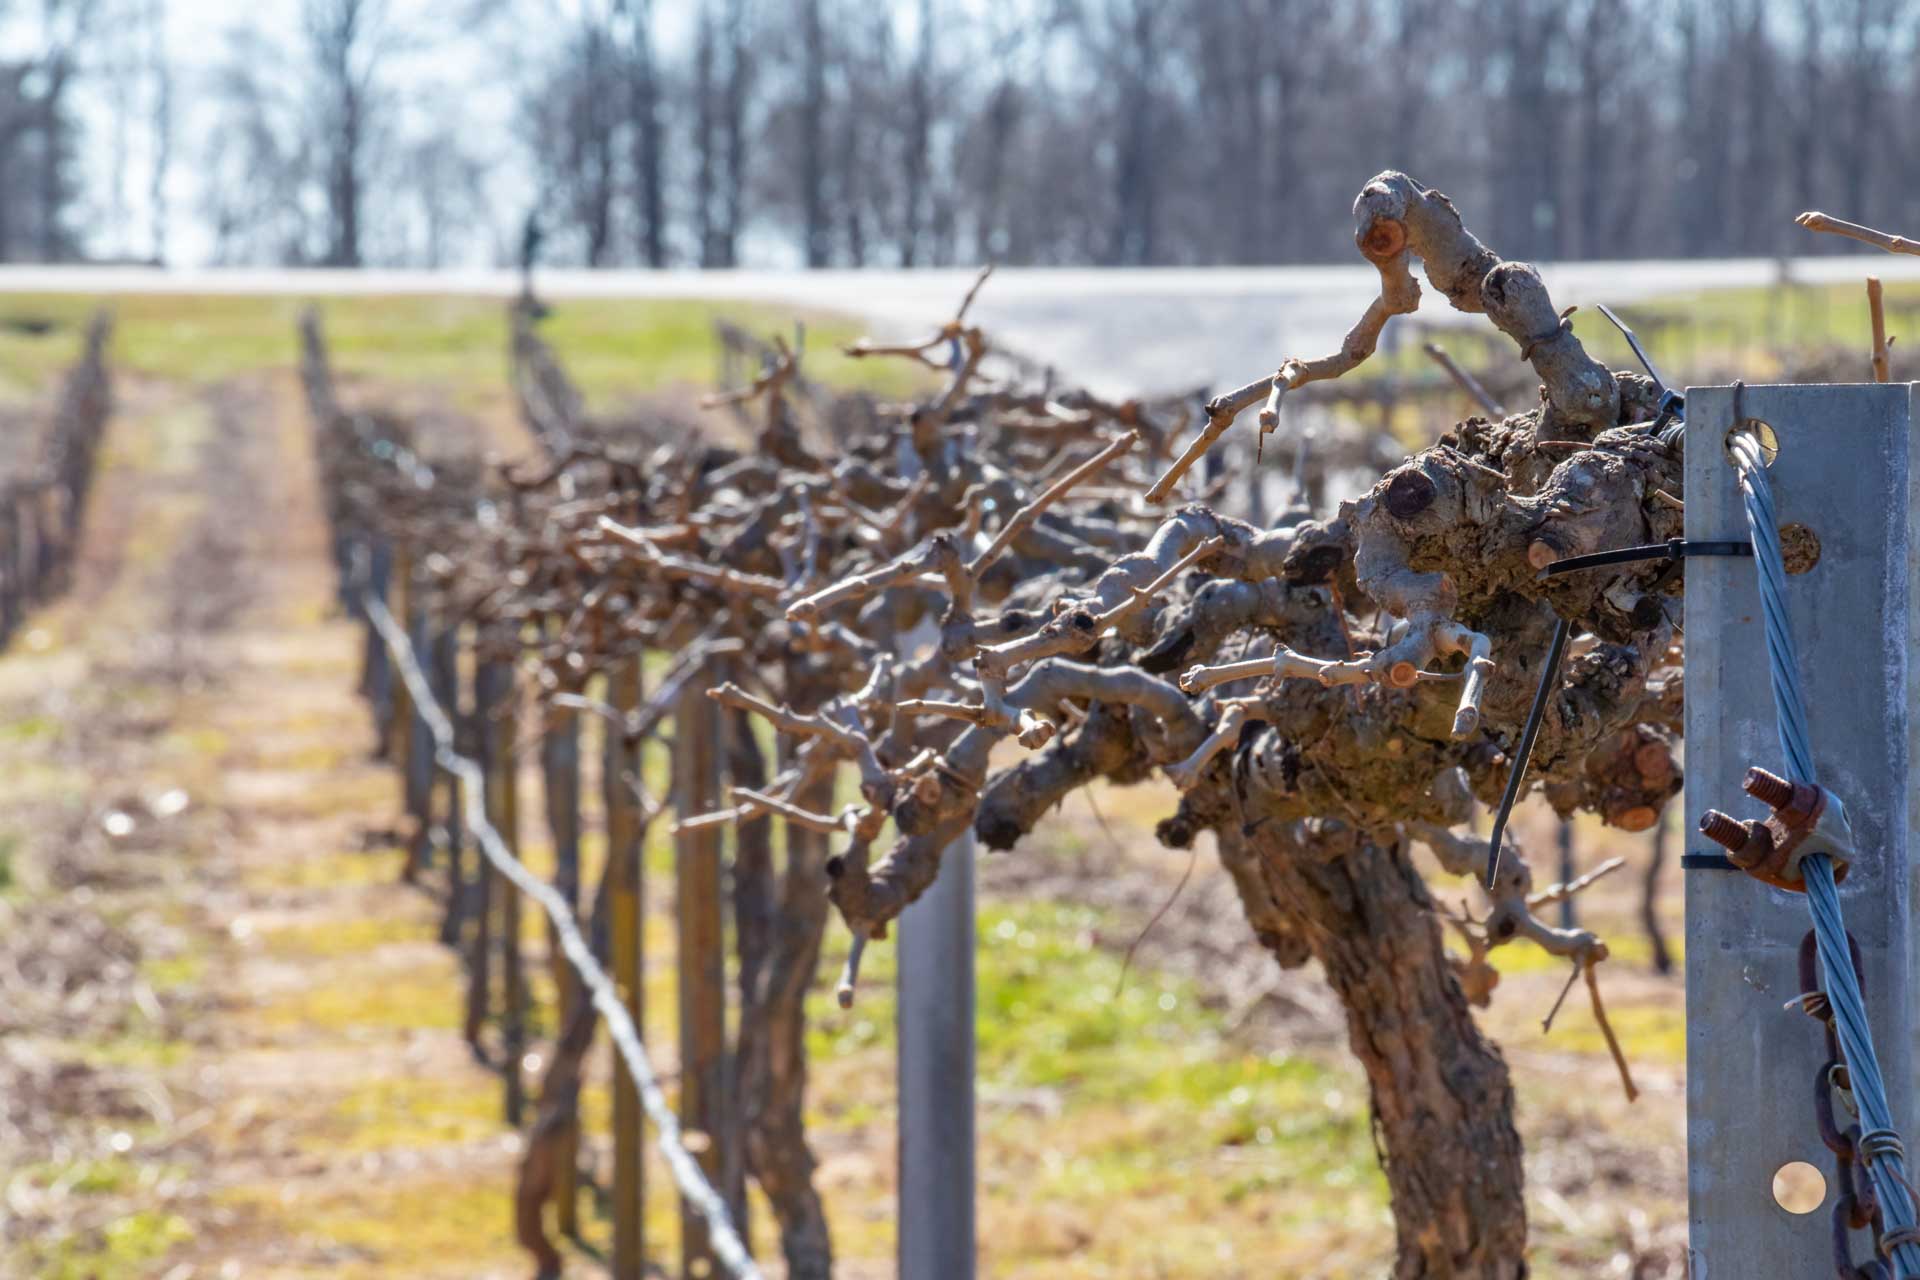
top-left (17, 0), bottom-right (1920, 268)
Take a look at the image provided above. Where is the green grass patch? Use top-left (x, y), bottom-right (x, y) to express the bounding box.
top-left (139, 950), bottom-right (204, 994)
top-left (244, 845), bottom-right (399, 892)
top-left (0, 292), bottom-right (925, 410)
top-left (22, 1209), bottom-right (193, 1280)
top-left (1547, 1000), bottom-right (1685, 1065)
top-left (1371, 277), bottom-right (1920, 390)
top-left (0, 712), bottom-right (57, 743)
top-left (260, 967), bottom-right (460, 1034)
top-left (218, 1174), bottom-right (524, 1279)
top-left (260, 913), bottom-right (426, 959)
top-left (324, 1076), bottom-right (499, 1154)
top-left (806, 895), bottom-right (1386, 1269)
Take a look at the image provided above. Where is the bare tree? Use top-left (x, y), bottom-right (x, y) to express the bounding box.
top-left (304, 0), bottom-right (388, 267)
top-left (527, 12), bottom-right (622, 265)
top-left (620, 0), bottom-right (666, 267)
top-left (147, 0), bottom-right (171, 264)
top-left (900, 0), bottom-right (932, 265)
top-left (798, 0), bottom-right (827, 267)
top-left (202, 29), bottom-right (312, 265)
top-left (50, 0), bottom-right (1920, 268)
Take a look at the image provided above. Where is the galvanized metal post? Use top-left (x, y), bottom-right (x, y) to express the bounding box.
top-left (897, 831), bottom-right (977, 1280)
top-left (890, 428), bottom-right (979, 1280)
top-left (1683, 382), bottom-right (1918, 1276)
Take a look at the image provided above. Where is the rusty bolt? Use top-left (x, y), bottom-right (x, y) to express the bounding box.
top-left (1743, 767), bottom-right (1795, 809)
top-left (1383, 470), bottom-right (1436, 520)
top-left (1699, 810), bottom-right (1752, 852)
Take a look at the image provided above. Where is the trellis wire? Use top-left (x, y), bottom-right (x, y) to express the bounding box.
top-left (361, 583), bottom-right (764, 1280)
top-left (1728, 429), bottom-right (1920, 1277)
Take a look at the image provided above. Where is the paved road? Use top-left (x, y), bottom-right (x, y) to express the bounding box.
top-left (4, 257), bottom-right (1917, 397)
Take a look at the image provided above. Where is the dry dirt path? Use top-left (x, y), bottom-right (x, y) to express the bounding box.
top-left (0, 369), bottom-right (578, 1278)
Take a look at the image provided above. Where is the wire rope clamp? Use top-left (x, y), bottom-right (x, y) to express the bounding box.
top-left (1698, 767), bottom-right (1856, 891)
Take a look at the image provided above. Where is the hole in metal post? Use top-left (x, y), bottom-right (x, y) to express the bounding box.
top-left (1725, 418), bottom-right (1779, 467)
top-left (1771, 1160), bottom-right (1827, 1214)
top-left (1779, 523), bottom-right (1821, 574)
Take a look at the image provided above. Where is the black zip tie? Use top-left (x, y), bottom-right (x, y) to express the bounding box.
top-left (1485, 614), bottom-right (1571, 887)
top-left (1681, 851), bottom-right (1739, 872)
top-left (1539, 538), bottom-right (1751, 579)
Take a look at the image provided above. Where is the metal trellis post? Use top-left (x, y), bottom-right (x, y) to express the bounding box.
top-left (897, 828), bottom-right (977, 1280)
top-left (892, 431), bottom-right (979, 1280)
top-left (1683, 382), bottom-right (1918, 1275)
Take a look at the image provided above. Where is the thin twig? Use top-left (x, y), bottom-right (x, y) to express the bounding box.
top-left (1796, 211), bottom-right (1920, 257)
top-left (1868, 276), bottom-right (1893, 383)
top-left (1422, 342), bottom-right (1505, 416)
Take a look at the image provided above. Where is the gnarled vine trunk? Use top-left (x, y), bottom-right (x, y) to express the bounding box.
top-left (735, 753), bottom-right (835, 1279)
top-left (1218, 819), bottom-right (1527, 1278)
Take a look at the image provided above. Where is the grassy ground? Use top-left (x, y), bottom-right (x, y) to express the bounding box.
top-left (0, 286), bottom-right (1707, 1277)
top-left (1376, 275), bottom-right (1920, 392)
top-left (0, 292), bottom-right (923, 415)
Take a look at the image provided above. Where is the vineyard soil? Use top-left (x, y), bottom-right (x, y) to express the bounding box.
top-left (0, 305), bottom-right (1696, 1277)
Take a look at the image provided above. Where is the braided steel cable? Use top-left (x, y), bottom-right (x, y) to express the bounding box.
top-left (363, 586), bottom-right (765, 1280)
top-left (1728, 429), bottom-right (1920, 1278)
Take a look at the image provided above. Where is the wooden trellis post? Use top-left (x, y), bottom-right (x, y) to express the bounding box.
top-left (0, 491), bottom-right (17, 644)
top-left (606, 655), bottom-right (647, 1278)
top-left (363, 538), bottom-right (394, 744)
top-left (1683, 382), bottom-right (1918, 1274)
top-left (465, 656), bottom-right (500, 1052)
top-left (482, 653), bottom-right (528, 1125)
top-left (388, 541), bottom-right (413, 770)
top-left (402, 572), bottom-right (434, 882)
top-left (431, 624), bottom-right (466, 948)
top-left (1556, 822), bottom-right (1577, 929)
top-left (500, 669), bottom-right (527, 1128)
top-left (542, 689), bottom-right (584, 1235)
top-left (674, 673), bottom-right (728, 1279)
